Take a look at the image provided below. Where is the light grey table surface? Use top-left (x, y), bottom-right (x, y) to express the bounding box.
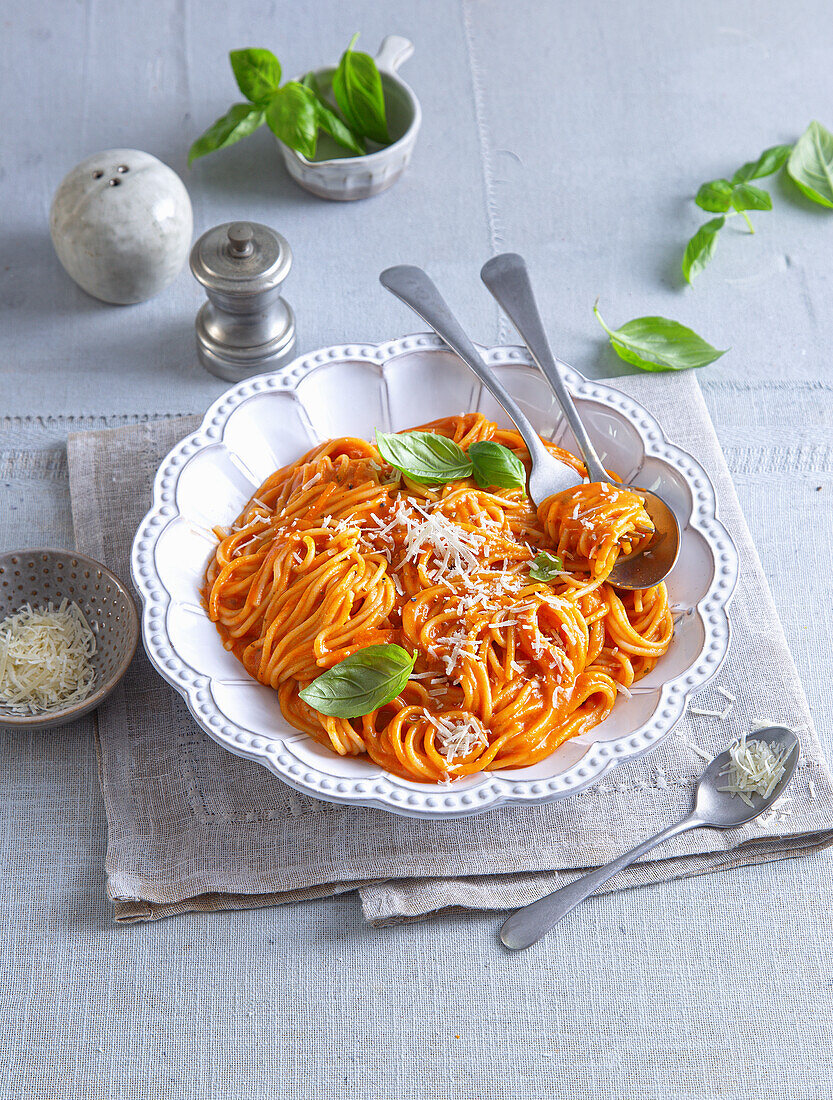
top-left (3, 1), bottom-right (833, 1097)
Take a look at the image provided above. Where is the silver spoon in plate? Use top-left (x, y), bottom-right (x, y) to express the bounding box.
top-left (481, 252), bottom-right (680, 590)
top-left (500, 726), bottom-right (800, 950)
top-left (380, 263), bottom-right (679, 590)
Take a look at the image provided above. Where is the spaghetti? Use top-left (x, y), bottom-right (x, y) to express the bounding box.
top-left (205, 414), bottom-right (673, 783)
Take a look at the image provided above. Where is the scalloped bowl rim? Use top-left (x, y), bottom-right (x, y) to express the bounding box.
top-left (131, 334), bottom-right (739, 819)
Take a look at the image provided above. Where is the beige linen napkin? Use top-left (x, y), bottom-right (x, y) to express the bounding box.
top-left (67, 369), bottom-right (833, 924)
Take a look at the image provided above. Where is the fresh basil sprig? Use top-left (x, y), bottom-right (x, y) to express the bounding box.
top-left (299, 645), bottom-right (415, 718)
top-left (684, 142), bottom-right (793, 275)
top-left (468, 441), bottom-right (526, 490)
top-left (332, 33), bottom-right (389, 144)
top-left (529, 552), bottom-right (564, 582)
top-left (788, 121), bottom-right (833, 209)
top-left (376, 430), bottom-right (527, 491)
top-left (594, 303), bottom-right (727, 372)
top-left (188, 36), bottom-right (389, 165)
top-left (682, 127), bottom-right (833, 283)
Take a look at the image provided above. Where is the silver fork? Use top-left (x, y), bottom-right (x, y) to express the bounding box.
top-left (379, 264), bottom-right (580, 500)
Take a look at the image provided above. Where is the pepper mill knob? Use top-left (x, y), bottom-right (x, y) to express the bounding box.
top-left (227, 222), bottom-right (254, 257)
top-left (190, 220), bottom-right (296, 382)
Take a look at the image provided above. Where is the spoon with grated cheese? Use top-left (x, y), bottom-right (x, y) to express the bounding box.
top-left (500, 726), bottom-right (799, 950)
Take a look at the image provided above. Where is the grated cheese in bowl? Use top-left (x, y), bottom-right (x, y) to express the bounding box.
top-left (718, 730), bottom-right (790, 807)
top-left (0, 599), bottom-right (96, 715)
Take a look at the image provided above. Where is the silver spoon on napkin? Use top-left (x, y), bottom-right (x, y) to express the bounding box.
top-left (500, 726), bottom-right (800, 950)
top-left (481, 252), bottom-right (680, 590)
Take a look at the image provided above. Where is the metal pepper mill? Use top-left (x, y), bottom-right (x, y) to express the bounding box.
top-left (190, 221), bottom-right (296, 382)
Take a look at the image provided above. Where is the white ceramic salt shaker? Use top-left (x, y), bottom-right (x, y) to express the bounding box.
top-left (49, 149), bottom-right (193, 305)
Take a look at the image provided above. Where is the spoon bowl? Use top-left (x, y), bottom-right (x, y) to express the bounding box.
top-left (693, 725), bottom-right (800, 827)
top-left (606, 487), bottom-right (681, 590)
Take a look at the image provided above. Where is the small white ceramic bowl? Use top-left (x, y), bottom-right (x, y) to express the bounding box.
top-left (275, 35), bottom-right (421, 201)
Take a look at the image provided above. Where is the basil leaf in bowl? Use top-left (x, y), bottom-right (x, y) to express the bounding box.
top-left (266, 82), bottom-right (320, 160)
top-left (332, 33), bottom-right (389, 144)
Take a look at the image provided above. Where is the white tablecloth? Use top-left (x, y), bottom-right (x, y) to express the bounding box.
top-left (3, 1), bottom-right (833, 1096)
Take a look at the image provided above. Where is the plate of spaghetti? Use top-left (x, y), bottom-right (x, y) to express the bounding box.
top-left (132, 334), bottom-right (738, 818)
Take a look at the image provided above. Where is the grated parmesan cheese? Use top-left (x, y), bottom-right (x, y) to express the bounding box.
top-left (718, 730), bottom-right (791, 806)
top-left (424, 711), bottom-right (488, 764)
top-left (685, 739), bottom-right (713, 763)
top-left (0, 600), bottom-right (96, 714)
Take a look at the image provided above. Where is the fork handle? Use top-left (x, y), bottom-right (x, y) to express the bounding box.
top-left (481, 253), bottom-right (609, 484)
top-left (499, 812), bottom-right (704, 950)
top-left (379, 265), bottom-right (554, 471)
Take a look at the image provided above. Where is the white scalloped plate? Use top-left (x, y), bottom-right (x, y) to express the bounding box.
top-left (131, 335), bottom-right (738, 819)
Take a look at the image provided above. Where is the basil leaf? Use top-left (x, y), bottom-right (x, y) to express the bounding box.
top-left (529, 552), bottom-right (564, 582)
top-left (468, 441), bottom-right (526, 491)
top-left (787, 121), bottom-right (833, 209)
top-left (594, 303), bottom-right (728, 372)
top-left (188, 103), bottom-right (264, 165)
top-left (300, 71), bottom-right (325, 99)
top-left (332, 33), bottom-right (389, 144)
top-left (315, 101), bottom-right (366, 156)
top-left (300, 72), bottom-right (366, 156)
top-left (299, 644), bottom-right (416, 718)
top-left (732, 144), bottom-right (792, 184)
top-left (682, 216), bottom-right (724, 284)
top-left (730, 183), bottom-right (772, 212)
top-left (229, 48), bottom-right (282, 105)
top-left (376, 430), bottom-right (473, 484)
top-left (266, 82), bottom-right (319, 159)
top-left (695, 179), bottom-right (733, 213)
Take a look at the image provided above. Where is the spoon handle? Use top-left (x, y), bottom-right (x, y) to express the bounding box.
top-left (481, 253), bottom-right (608, 484)
top-left (500, 812), bottom-right (703, 950)
top-left (379, 265), bottom-right (554, 471)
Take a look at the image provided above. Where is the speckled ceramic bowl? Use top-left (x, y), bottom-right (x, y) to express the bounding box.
top-left (0, 549), bottom-right (139, 729)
